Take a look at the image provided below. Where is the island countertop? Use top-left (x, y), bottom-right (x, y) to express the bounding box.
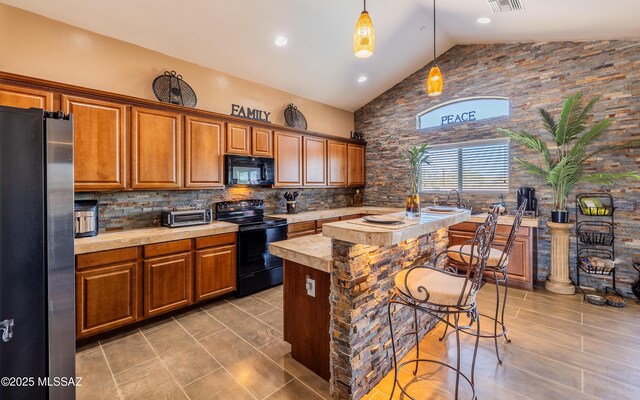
top-left (322, 210), bottom-right (471, 247)
top-left (269, 234), bottom-right (332, 273)
top-left (469, 212), bottom-right (540, 228)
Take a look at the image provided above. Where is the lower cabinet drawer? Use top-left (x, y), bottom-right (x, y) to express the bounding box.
top-left (143, 252), bottom-right (193, 317)
top-left (76, 261), bottom-right (140, 338)
top-left (195, 245), bottom-right (237, 302)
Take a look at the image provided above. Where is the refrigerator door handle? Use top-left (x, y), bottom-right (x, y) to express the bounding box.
top-left (1, 319), bottom-right (14, 342)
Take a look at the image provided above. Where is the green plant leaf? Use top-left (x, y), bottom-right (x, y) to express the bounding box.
top-left (579, 171), bottom-right (640, 184)
top-left (539, 108), bottom-right (557, 139)
top-left (498, 128), bottom-right (553, 168)
top-left (570, 119), bottom-right (611, 160)
top-left (514, 158), bottom-right (548, 177)
top-left (555, 93), bottom-right (583, 145)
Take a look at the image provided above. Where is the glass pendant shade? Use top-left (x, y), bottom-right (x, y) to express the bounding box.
top-left (354, 11), bottom-right (374, 58)
top-left (427, 65), bottom-right (443, 97)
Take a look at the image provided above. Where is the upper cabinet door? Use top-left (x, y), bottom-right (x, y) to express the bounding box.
top-left (347, 144), bottom-right (365, 186)
top-left (252, 127), bottom-right (273, 157)
top-left (0, 83), bottom-right (54, 111)
top-left (63, 95), bottom-right (127, 191)
top-left (274, 131), bottom-right (303, 187)
top-left (303, 137), bottom-right (327, 186)
top-left (185, 116), bottom-right (225, 188)
top-left (131, 107), bottom-right (182, 189)
top-left (226, 123), bottom-right (250, 155)
top-left (327, 141), bottom-right (347, 186)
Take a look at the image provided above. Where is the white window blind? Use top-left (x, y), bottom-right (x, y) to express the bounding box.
top-left (421, 140), bottom-right (509, 192)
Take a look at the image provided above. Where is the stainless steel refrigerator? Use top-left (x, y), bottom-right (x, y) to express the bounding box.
top-left (0, 106), bottom-right (75, 400)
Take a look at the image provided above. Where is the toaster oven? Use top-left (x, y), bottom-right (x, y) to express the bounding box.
top-left (161, 209), bottom-right (213, 228)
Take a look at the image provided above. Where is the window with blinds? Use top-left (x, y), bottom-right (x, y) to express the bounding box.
top-left (420, 139), bottom-right (510, 192)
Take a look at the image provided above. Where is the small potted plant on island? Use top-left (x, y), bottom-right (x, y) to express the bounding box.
top-left (404, 144), bottom-right (430, 219)
top-left (499, 93), bottom-right (640, 294)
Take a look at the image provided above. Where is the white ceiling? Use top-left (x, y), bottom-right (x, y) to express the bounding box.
top-left (2, 0), bottom-right (639, 111)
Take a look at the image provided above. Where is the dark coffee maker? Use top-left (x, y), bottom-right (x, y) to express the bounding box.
top-left (517, 187), bottom-right (537, 212)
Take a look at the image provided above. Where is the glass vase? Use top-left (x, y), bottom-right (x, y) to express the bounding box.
top-left (406, 194), bottom-right (420, 219)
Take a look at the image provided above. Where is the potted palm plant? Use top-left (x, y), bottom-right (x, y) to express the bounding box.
top-left (499, 93), bottom-right (640, 295)
top-left (404, 144), bottom-right (430, 218)
top-left (499, 93), bottom-right (640, 223)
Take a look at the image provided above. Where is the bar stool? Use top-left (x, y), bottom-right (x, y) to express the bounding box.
top-left (387, 212), bottom-right (498, 400)
top-left (443, 201), bottom-right (527, 363)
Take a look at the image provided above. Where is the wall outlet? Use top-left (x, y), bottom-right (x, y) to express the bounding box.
top-left (305, 275), bottom-right (316, 297)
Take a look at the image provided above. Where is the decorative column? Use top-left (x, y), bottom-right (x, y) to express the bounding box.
top-left (545, 221), bottom-right (576, 295)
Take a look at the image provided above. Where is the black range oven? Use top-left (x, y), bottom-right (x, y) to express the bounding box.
top-left (215, 200), bottom-right (287, 296)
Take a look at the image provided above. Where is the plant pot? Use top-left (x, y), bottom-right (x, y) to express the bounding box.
top-left (406, 194), bottom-right (420, 219)
top-left (551, 210), bottom-right (569, 223)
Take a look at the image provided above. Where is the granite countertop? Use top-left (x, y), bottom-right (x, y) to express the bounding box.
top-left (469, 213), bottom-right (540, 228)
top-left (322, 210), bottom-right (471, 247)
top-left (267, 206), bottom-right (404, 223)
top-left (74, 222), bottom-right (238, 254)
top-left (269, 234), bottom-right (333, 273)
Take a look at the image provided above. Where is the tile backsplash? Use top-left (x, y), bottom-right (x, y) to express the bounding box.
top-left (75, 187), bottom-right (358, 231)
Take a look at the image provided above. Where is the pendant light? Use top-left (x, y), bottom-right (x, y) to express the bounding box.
top-left (354, 0), bottom-right (375, 58)
top-left (427, 0), bottom-right (443, 97)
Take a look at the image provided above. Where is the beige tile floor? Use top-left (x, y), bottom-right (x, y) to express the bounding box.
top-left (76, 285), bottom-right (330, 400)
top-left (364, 285), bottom-right (640, 400)
top-left (77, 283), bottom-right (640, 400)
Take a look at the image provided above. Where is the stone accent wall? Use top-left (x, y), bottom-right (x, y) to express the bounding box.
top-left (355, 41), bottom-right (640, 297)
top-left (76, 187), bottom-right (357, 230)
top-left (330, 227), bottom-right (448, 400)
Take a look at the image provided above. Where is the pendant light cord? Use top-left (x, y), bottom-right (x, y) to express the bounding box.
top-left (433, 0), bottom-right (436, 62)
top-left (364, 0), bottom-right (367, 12)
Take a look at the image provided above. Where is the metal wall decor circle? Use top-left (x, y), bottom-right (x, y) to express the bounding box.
top-left (152, 71), bottom-right (197, 107)
top-left (284, 104), bottom-right (307, 130)
top-left (354, 0), bottom-right (374, 58)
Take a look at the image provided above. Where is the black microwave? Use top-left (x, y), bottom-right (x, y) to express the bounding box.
top-left (225, 155), bottom-right (275, 186)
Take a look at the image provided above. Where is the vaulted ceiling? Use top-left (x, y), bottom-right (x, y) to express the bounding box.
top-left (2, 0), bottom-right (639, 111)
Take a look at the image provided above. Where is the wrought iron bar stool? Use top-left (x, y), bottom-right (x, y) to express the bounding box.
top-left (387, 212), bottom-right (498, 400)
top-left (442, 201), bottom-right (527, 363)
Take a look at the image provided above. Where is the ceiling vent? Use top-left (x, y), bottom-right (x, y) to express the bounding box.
top-left (488, 0), bottom-right (524, 13)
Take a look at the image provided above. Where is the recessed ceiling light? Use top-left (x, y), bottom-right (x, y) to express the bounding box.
top-left (477, 17), bottom-right (491, 24)
top-left (275, 36), bottom-right (288, 46)
top-left (358, 75), bottom-right (368, 83)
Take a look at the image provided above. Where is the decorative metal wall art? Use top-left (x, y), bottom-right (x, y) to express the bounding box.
top-left (152, 71), bottom-right (197, 107)
top-left (284, 104), bottom-right (307, 130)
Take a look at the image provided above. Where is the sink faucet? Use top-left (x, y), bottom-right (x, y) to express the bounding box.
top-left (446, 189), bottom-right (462, 208)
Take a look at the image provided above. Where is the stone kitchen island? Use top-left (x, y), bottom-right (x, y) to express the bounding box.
top-left (270, 210), bottom-right (471, 400)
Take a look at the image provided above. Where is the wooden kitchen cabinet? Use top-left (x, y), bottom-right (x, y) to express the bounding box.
top-left (303, 136), bottom-right (327, 186)
top-left (195, 244), bottom-right (237, 302)
top-left (252, 127), bottom-right (273, 157)
top-left (185, 116), bottom-right (225, 188)
top-left (0, 83), bottom-right (54, 111)
top-left (143, 240), bottom-right (193, 317)
top-left (131, 107), bottom-right (182, 189)
top-left (274, 131), bottom-right (303, 187)
top-left (339, 214), bottom-right (363, 221)
top-left (75, 247), bottom-right (140, 339)
top-left (287, 221), bottom-right (317, 239)
top-left (62, 95), bottom-right (127, 191)
top-left (448, 222), bottom-right (535, 290)
top-left (226, 122), bottom-right (251, 155)
top-left (347, 144), bottom-right (365, 186)
top-left (327, 141), bottom-right (347, 186)
top-left (315, 217), bottom-right (339, 233)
